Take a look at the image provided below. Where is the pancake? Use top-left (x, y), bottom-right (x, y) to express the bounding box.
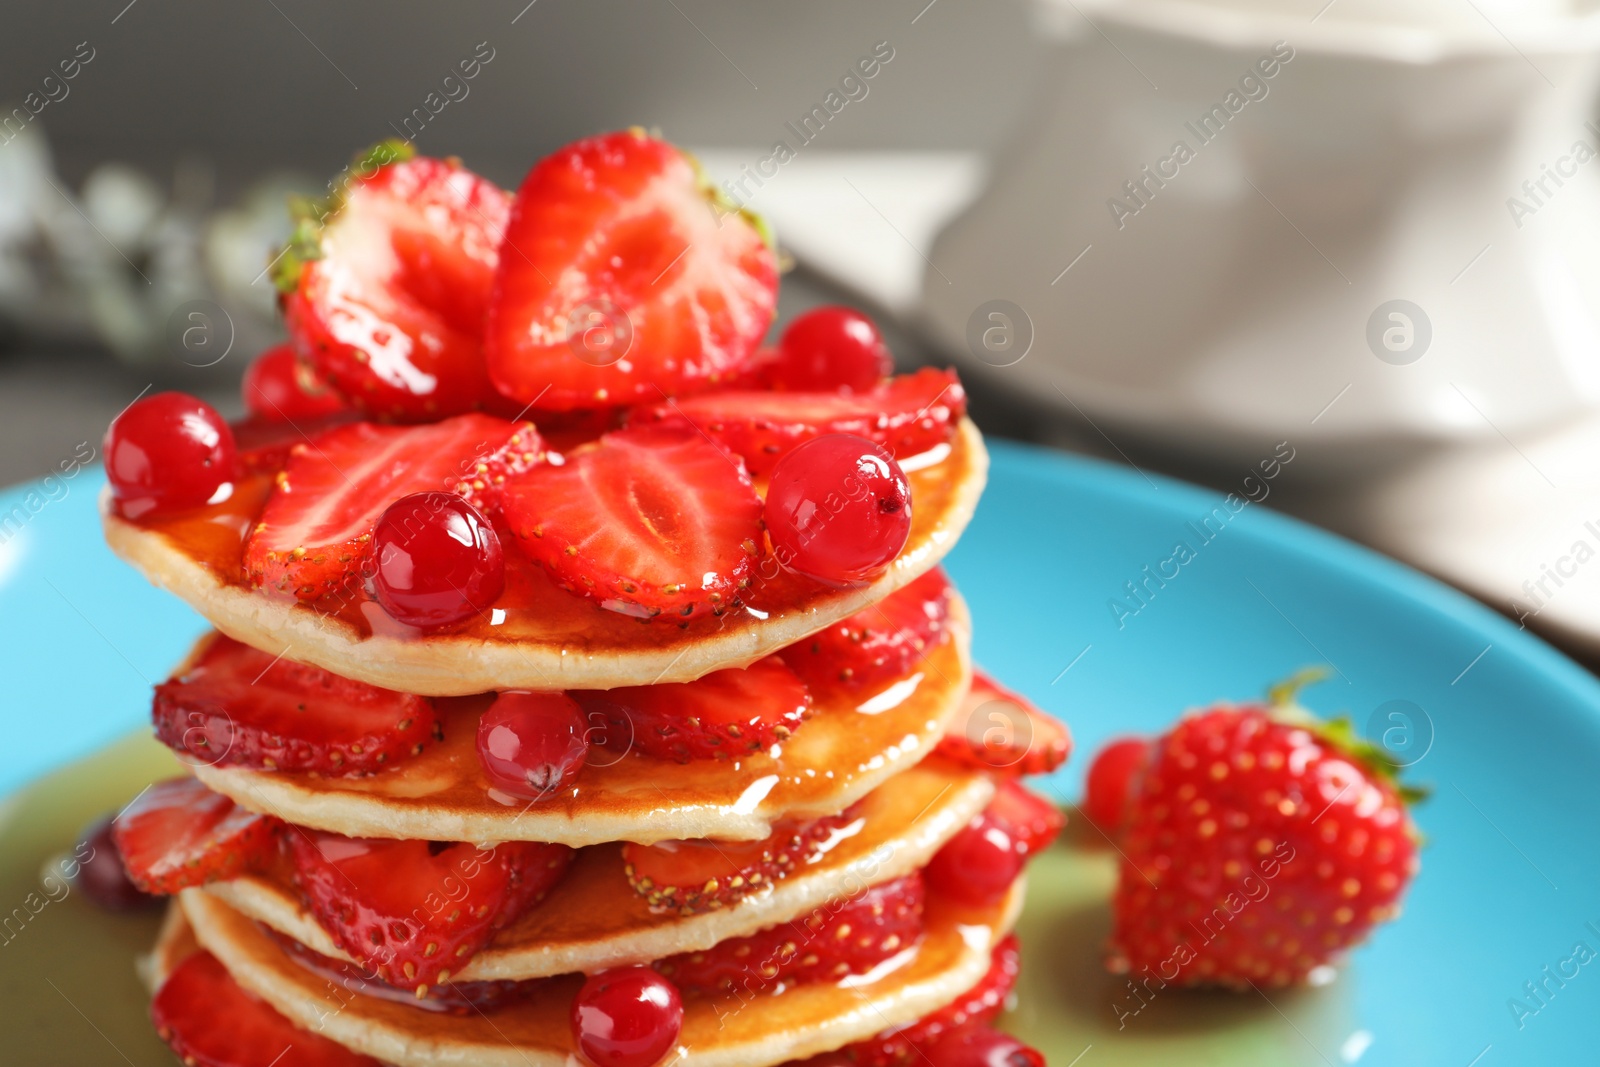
top-left (139, 900), bottom-right (199, 992)
top-left (175, 875), bottom-right (1024, 1067)
top-left (103, 418), bottom-right (988, 696)
top-left (194, 597), bottom-right (972, 845)
top-left (197, 760), bottom-right (992, 981)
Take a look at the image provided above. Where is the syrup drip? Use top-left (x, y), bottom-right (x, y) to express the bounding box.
top-left (123, 433), bottom-right (974, 653)
top-left (194, 619), bottom-right (971, 846)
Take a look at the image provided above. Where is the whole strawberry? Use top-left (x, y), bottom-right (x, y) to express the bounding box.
top-left (1108, 699), bottom-right (1420, 988)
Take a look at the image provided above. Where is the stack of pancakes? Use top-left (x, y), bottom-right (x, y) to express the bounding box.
top-left (108, 416), bottom-right (1050, 1064)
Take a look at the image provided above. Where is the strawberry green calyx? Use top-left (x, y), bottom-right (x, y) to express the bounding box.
top-left (1313, 714), bottom-right (1431, 805)
top-left (270, 202), bottom-right (322, 295)
top-left (349, 138), bottom-right (414, 180)
top-left (1263, 666), bottom-right (1429, 805)
top-left (271, 138), bottom-right (416, 295)
top-left (1265, 665), bottom-right (1331, 708)
top-left (681, 143), bottom-right (778, 258)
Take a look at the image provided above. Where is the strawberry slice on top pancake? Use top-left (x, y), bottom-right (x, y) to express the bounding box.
top-left (485, 129), bottom-right (778, 411)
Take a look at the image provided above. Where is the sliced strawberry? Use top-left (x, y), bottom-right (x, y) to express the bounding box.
top-left (231, 413), bottom-right (361, 477)
top-left (286, 831), bottom-right (572, 991)
top-left (451, 419), bottom-right (545, 515)
top-left (622, 808), bottom-right (859, 915)
top-left (484, 129), bottom-right (777, 411)
top-left (271, 930), bottom-right (546, 1015)
top-left (575, 655), bottom-right (811, 763)
top-left (631, 367), bottom-right (967, 476)
top-left (152, 634), bottom-right (438, 776)
top-left (244, 414), bottom-right (538, 600)
top-left (935, 670), bottom-right (1072, 777)
top-left (499, 424), bottom-right (764, 621)
top-left (919, 1028), bottom-right (1046, 1067)
top-left (786, 568), bottom-right (953, 695)
top-left (529, 406), bottom-right (626, 441)
top-left (277, 142), bottom-right (510, 421)
top-left (111, 777), bottom-right (280, 895)
top-left (988, 778), bottom-right (1064, 857)
top-left (841, 934), bottom-right (1023, 1067)
top-left (153, 950), bottom-right (382, 1067)
top-left (656, 874), bottom-right (924, 995)
top-left (721, 345), bottom-right (782, 390)
top-left (242, 343), bottom-right (351, 424)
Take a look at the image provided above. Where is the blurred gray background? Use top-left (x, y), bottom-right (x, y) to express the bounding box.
top-left (0, 0), bottom-right (1050, 486)
top-left (12, 2), bottom-right (1041, 181)
top-left (12, 0), bottom-right (1599, 661)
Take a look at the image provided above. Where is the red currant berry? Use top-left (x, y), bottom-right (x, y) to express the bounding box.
top-left (1083, 736), bottom-right (1149, 835)
top-left (765, 434), bottom-right (911, 586)
top-left (925, 812), bottom-right (1023, 907)
top-left (477, 691), bottom-right (590, 800)
top-left (242, 343), bottom-right (348, 423)
top-left (104, 392), bottom-right (237, 519)
top-left (71, 816), bottom-right (159, 912)
top-left (924, 1026), bottom-right (1046, 1067)
top-left (370, 492), bottom-right (505, 630)
top-left (770, 305), bottom-right (892, 392)
top-left (570, 966), bottom-right (683, 1067)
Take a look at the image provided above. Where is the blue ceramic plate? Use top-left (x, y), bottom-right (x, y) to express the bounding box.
top-left (1, 443), bottom-right (1595, 1066)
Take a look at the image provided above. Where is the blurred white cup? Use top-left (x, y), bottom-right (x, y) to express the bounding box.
top-left (920, 0), bottom-right (1600, 481)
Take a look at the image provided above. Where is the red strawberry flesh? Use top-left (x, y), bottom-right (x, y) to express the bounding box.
top-left (786, 567), bottom-right (953, 695)
top-left (656, 873), bottom-right (925, 995)
top-left (152, 634), bottom-right (438, 776)
top-left (631, 367), bottom-right (966, 476)
top-left (575, 654), bottom-right (811, 763)
top-left (111, 776), bottom-right (279, 895)
top-left (485, 129), bottom-right (777, 411)
top-left (935, 670), bottom-right (1072, 777)
top-left (499, 424), bottom-right (764, 621)
top-left (231, 413), bottom-right (361, 477)
top-left (270, 929), bottom-right (547, 1015)
top-left (153, 949), bottom-right (383, 1067)
top-left (243, 413), bottom-right (537, 601)
top-left (242, 343), bottom-right (351, 424)
top-left (287, 830), bottom-right (573, 991)
top-left (841, 934), bottom-right (1024, 1067)
top-left (280, 146), bottom-right (511, 421)
top-left (987, 778), bottom-right (1065, 856)
top-left (1111, 704), bottom-right (1419, 987)
top-left (623, 807), bottom-right (862, 914)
